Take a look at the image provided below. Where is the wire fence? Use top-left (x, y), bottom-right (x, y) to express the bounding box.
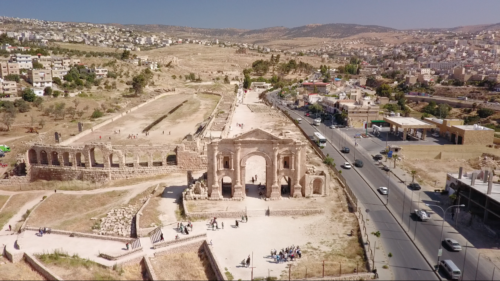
top-left (282, 260), bottom-right (369, 280)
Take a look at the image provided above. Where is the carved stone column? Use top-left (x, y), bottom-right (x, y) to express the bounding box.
top-left (270, 144), bottom-right (280, 199)
top-left (233, 142), bottom-right (243, 199)
top-left (210, 143), bottom-right (221, 199)
top-left (293, 143), bottom-right (303, 198)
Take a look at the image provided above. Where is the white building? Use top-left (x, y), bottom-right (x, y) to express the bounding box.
top-left (10, 53), bottom-right (32, 69)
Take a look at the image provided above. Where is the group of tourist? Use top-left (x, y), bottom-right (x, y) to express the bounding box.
top-left (236, 123), bottom-right (245, 129)
top-left (208, 217), bottom-right (224, 230)
top-left (271, 245), bottom-right (302, 263)
top-left (177, 221), bottom-right (193, 235)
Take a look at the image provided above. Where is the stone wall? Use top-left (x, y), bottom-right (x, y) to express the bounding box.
top-left (399, 144), bottom-right (500, 160)
top-left (24, 140), bottom-right (206, 183)
top-left (153, 233), bottom-right (207, 249)
top-left (143, 256), bottom-right (159, 281)
top-left (268, 208), bottom-right (324, 216)
top-left (154, 239), bottom-right (205, 257)
top-left (3, 244), bottom-right (24, 263)
top-left (24, 253), bottom-right (63, 281)
top-left (203, 240), bottom-right (226, 281)
top-left (23, 226), bottom-right (134, 243)
top-left (99, 247), bottom-right (143, 261)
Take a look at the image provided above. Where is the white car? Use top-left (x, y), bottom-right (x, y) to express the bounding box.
top-left (343, 162), bottom-right (352, 169)
top-left (443, 238), bottom-right (462, 251)
top-left (432, 133), bottom-right (440, 138)
top-left (329, 125), bottom-right (336, 129)
top-left (378, 187), bottom-right (388, 195)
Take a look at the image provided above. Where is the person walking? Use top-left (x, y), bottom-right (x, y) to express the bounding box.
top-left (245, 215), bottom-right (248, 222)
top-left (160, 233), bottom-right (164, 241)
top-left (222, 222), bottom-right (224, 229)
top-left (126, 243), bottom-right (129, 250)
top-left (8, 225), bottom-right (11, 231)
top-left (246, 255), bottom-right (251, 268)
top-left (235, 220), bottom-right (239, 227)
top-left (185, 227), bottom-right (189, 235)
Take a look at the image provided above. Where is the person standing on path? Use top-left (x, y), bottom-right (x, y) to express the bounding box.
top-left (255, 175), bottom-right (257, 181)
top-left (160, 233), bottom-right (164, 241)
top-left (246, 255), bottom-right (251, 268)
top-left (235, 220), bottom-right (239, 227)
top-left (126, 243), bottom-right (129, 250)
top-left (222, 222), bottom-right (224, 229)
top-left (245, 215), bottom-right (248, 222)
top-left (8, 225), bottom-right (11, 231)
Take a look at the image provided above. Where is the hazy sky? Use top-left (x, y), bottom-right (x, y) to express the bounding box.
top-left (2, 0), bottom-right (499, 30)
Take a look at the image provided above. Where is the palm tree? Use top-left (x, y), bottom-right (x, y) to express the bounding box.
top-left (393, 154), bottom-right (398, 168)
top-left (410, 170), bottom-right (417, 183)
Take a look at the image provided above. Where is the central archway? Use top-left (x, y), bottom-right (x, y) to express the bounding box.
top-left (242, 154), bottom-right (268, 199)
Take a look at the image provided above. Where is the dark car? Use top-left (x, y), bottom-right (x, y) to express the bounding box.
top-left (373, 154), bottom-right (383, 161)
top-left (336, 125), bottom-right (346, 128)
top-left (341, 147), bottom-right (350, 153)
top-left (382, 166), bottom-right (390, 172)
top-left (354, 159), bottom-right (363, 167)
top-left (408, 183), bottom-right (421, 190)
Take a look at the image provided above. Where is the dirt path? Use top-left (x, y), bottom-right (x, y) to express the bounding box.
top-left (1, 191), bottom-right (51, 235)
top-left (156, 174), bottom-right (188, 225)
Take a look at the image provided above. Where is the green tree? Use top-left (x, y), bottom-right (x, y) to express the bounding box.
top-left (376, 84), bottom-right (392, 97)
top-left (33, 97), bottom-right (43, 108)
top-left (243, 74), bottom-right (251, 89)
top-left (4, 74), bottom-right (20, 83)
top-left (131, 74), bottom-right (147, 95)
top-left (121, 50), bottom-right (131, 60)
top-left (52, 77), bottom-right (62, 85)
top-left (32, 61), bottom-right (44, 69)
top-left (410, 170), bottom-right (417, 183)
top-left (91, 108), bottom-right (104, 119)
top-left (1, 113), bottom-right (14, 131)
top-left (477, 108), bottom-right (495, 118)
top-left (308, 103), bottom-right (323, 114)
top-left (43, 87), bottom-right (53, 96)
top-left (14, 99), bottom-right (31, 113)
top-left (22, 88), bottom-right (37, 102)
top-left (52, 91), bottom-right (61, 98)
top-left (54, 102), bottom-right (66, 119)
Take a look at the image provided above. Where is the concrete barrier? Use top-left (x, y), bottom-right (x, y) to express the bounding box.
top-left (23, 226), bottom-right (134, 243)
top-left (99, 247), bottom-right (143, 261)
top-left (24, 253), bottom-right (63, 281)
top-left (153, 233), bottom-right (207, 249)
top-left (3, 244), bottom-right (24, 263)
top-left (154, 239), bottom-right (205, 257)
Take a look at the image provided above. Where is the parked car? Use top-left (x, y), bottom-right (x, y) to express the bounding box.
top-left (0, 151), bottom-right (4, 157)
top-left (354, 159), bottom-right (363, 167)
top-left (432, 133), bottom-right (440, 138)
top-left (378, 187), bottom-right (388, 195)
top-left (343, 162), bottom-right (352, 169)
top-left (373, 154), bottom-right (383, 161)
top-left (329, 125), bottom-right (336, 129)
top-left (341, 147), bottom-right (350, 153)
top-left (408, 183), bottom-right (421, 190)
top-left (305, 112), bottom-right (310, 117)
top-left (443, 238), bottom-right (462, 252)
top-left (440, 260), bottom-right (462, 280)
top-left (382, 166), bottom-right (390, 172)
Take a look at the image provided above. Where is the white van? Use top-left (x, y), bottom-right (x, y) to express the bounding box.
top-left (296, 118), bottom-right (302, 124)
top-left (440, 259), bottom-right (461, 280)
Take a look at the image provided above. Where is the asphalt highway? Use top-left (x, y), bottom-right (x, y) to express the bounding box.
top-left (267, 91), bottom-right (496, 280)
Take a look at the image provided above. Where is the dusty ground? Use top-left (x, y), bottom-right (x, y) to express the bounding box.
top-left (139, 191), bottom-right (162, 229)
top-left (399, 158), bottom-right (474, 191)
top-left (0, 192), bottom-right (46, 231)
top-left (37, 250), bottom-right (143, 280)
top-left (0, 195), bottom-right (9, 210)
top-left (27, 188), bottom-right (144, 232)
top-left (150, 252), bottom-right (216, 280)
top-left (0, 256), bottom-right (45, 281)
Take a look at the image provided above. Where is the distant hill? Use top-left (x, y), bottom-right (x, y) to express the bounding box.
top-left (112, 23), bottom-right (396, 40)
top-left (414, 22), bottom-right (500, 33)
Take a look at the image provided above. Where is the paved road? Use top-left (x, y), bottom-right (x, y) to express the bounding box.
top-left (267, 93), bottom-right (497, 280)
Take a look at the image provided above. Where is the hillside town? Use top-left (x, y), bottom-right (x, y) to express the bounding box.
top-left (2, 9), bottom-right (500, 281)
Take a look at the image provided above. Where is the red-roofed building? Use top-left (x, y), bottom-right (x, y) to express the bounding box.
top-left (302, 82), bottom-right (328, 94)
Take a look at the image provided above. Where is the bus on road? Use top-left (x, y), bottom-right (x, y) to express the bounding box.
top-left (314, 132), bottom-right (327, 148)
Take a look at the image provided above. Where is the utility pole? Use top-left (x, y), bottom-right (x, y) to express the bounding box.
top-left (373, 241), bottom-right (376, 270)
top-left (461, 242), bottom-right (468, 281)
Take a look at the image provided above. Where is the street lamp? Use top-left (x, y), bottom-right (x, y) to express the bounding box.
top-left (425, 203), bottom-right (466, 269)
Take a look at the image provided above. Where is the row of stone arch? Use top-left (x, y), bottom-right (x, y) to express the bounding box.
top-left (28, 149), bottom-right (177, 168)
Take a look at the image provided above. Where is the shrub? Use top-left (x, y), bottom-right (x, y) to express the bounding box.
top-left (52, 91), bottom-right (61, 98)
top-left (22, 88), bottom-right (37, 102)
top-left (91, 108), bottom-right (104, 119)
top-left (477, 108), bottom-right (495, 118)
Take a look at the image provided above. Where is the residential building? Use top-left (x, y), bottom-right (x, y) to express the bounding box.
top-left (1, 80), bottom-right (17, 95)
top-left (424, 118), bottom-right (464, 138)
top-left (33, 56), bottom-right (52, 69)
top-left (91, 67), bottom-right (108, 79)
top-left (51, 67), bottom-right (69, 80)
top-left (10, 53), bottom-right (32, 69)
top-left (307, 93), bottom-right (321, 104)
top-left (302, 82), bottom-right (328, 94)
top-left (28, 69), bottom-right (53, 88)
top-left (0, 62), bottom-right (20, 78)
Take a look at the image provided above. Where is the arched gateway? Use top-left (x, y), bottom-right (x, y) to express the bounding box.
top-left (207, 128), bottom-right (317, 200)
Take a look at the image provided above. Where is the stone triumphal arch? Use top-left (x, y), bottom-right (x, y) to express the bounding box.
top-left (207, 128), bottom-right (327, 200)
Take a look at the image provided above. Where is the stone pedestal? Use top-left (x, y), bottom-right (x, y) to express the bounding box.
top-left (210, 185), bottom-right (222, 199)
top-left (292, 184), bottom-right (302, 198)
top-left (270, 184), bottom-right (281, 200)
top-left (233, 184), bottom-right (243, 199)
